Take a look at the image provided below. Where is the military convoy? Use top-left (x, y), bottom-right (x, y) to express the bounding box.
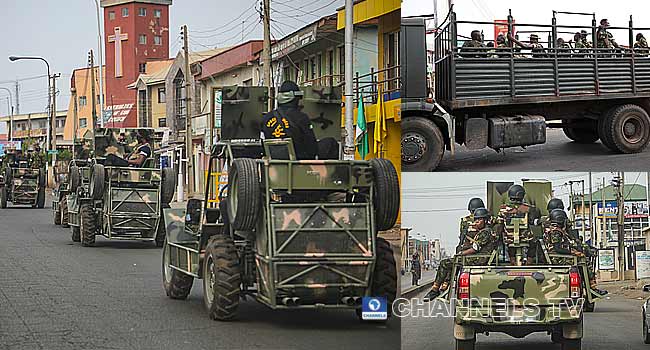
top-left (161, 86), bottom-right (400, 321)
top-left (440, 180), bottom-right (599, 350)
top-left (53, 138), bottom-right (93, 227)
top-left (67, 129), bottom-right (175, 247)
top-left (0, 148), bottom-right (46, 208)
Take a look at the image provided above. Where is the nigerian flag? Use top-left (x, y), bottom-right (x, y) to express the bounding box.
top-left (356, 94), bottom-right (369, 160)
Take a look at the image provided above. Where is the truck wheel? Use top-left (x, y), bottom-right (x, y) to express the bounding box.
top-left (203, 235), bottom-right (241, 321)
top-left (563, 124), bottom-right (599, 144)
top-left (69, 166), bottom-right (80, 190)
top-left (371, 238), bottom-right (397, 312)
top-left (160, 168), bottom-right (176, 205)
top-left (227, 158), bottom-right (261, 231)
top-left (36, 187), bottom-right (45, 209)
top-left (602, 104), bottom-right (650, 153)
top-left (61, 197), bottom-right (69, 228)
top-left (154, 204), bottom-right (169, 247)
top-left (598, 109), bottom-right (617, 150)
top-left (0, 186), bottom-right (7, 209)
top-left (455, 339), bottom-right (476, 350)
top-left (71, 225), bottom-right (81, 242)
top-left (162, 238), bottom-right (193, 299)
top-left (80, 203), bottom-right (96, 246)
top-left (90, 164), bottom-right (105, 200)
top-left (402, 117), bottom-right (445, 172)
top-left (644, 313), bottom-right (650, 344)
top-left (561, 339), bottom-right (581, 350)
top-left (583, 301), bottom-right (595, 312)
top-left (53, 197), bottom-right (62, 225)
top-left (551, 328), bottom-right (563, 343)
top-left (370, 159), bottom-right (400, 231)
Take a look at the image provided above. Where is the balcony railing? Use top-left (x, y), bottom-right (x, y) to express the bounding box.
top-left (353, 65), bottom-right (400, 105)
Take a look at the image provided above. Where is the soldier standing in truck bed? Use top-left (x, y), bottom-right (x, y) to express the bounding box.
top-left (458, 197), bottom-right (486, 252)
top-left (635, 33), bottom-right (649, 57)
top-left (460, 30), bottom-right (486, 58)
top-left (597, 19), bottom-right (619, 51)
top-left (424, 207), bottom-right (497, 301)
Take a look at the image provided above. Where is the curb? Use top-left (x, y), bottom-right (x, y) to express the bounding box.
top-left (401, 279), bottom-right (435, 298)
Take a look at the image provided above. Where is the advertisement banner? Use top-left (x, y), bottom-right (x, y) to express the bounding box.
top-left (598, 249), bottom-right (615, 271)
top-left (637, 251), bottom-right (650, 279)
top-left (595, 201), bottom-right (649, 218)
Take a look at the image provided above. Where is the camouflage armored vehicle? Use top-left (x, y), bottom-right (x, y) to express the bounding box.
top-left (70, 128), bottom-right (176, 247)
top-left (443, 180), bottom-right (600, 350)
top-left (0, 148), bottom-right (46, 208)
top-left (53, 138), bottom-right (93, 227)
top-left (161, 86), bottom-right (400, 321)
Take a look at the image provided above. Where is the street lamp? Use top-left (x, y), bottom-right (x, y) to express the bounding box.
top-left (0, 87), bottom-right (13, 141)
top-left (92, 0), bottom-right (106, 126)
top-left (9, 55), bottom-right (52, 180)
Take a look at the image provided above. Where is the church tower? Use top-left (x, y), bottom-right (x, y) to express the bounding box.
top-left (100, 0), bottom-right (172, 127)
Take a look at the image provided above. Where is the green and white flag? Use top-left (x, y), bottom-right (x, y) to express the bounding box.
top-left (356, 94), bottom-right (369, 160)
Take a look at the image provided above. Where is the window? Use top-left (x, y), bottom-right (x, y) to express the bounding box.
top-left (80, 118), bottom-right (88, 128)
top-left (154, 36), bottom-right (162, 46)
top-left (139, 63), bottom-right (147, 73)
top-left (327, 50), bottom-right (334, 85)
top-left (154, 9), bottom-right (162, 18)
top-left (122, 7), bottom-right (129, 17)
top-left (108, 11), bottom-right (115, 20)
top-left (97, 95), bottom-right (101, 104)
top-left (310, 57), bottom-right (316, 80)
top-left (385, 31), bottom-right (400, 92)
top-left (158, 118), bottom-right (167, 128)
top-left (139, 34), bottom-right (147, 45)
top-left (317, 53), bottom-right (323, 79)
top-left (338, 46), bottom-right (345, 77)
top-left (243, 78), bottom-right (253, 86)
top-left (79, 96), bottom-right (87, 107)
top-left (138, 8), bottom-right (146, 16)
top-left (157, 87), bottom-right (166, 103)
top-left (138, 90), bottom-right (149, 127)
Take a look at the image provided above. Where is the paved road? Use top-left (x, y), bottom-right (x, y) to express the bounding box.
top-left (437, 129), bottom-right (650, 172)
top-left (402, 291), bottom-right (646, 350)
top-left (0, 201), bottom-right (399, 350)
top-left (401, 270), bottom-right (435, 292)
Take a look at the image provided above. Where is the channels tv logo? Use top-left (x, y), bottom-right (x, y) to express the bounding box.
top-left (362, 297), bottom-right (387, 320)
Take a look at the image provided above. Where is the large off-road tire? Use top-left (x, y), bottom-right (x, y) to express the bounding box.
top-left (402, 116), bottom-right (445, 172)
top-left (227, 158), bottom-right (261, 231)
top-left (71, 225), bottom-right (81, 242)
top-left (154, 204), bottom-right (170, 247)
top-left (598, 108), bottom-right (617, 150)
top-left (160, 168), bottom-right (176, 205)
top-left (583, 301), bottom-right (595, 312)
top-left (455, 339), bottom-right (476, 350)
top-left (366, 237), bottom-right (397, 319)
top-left (562, 121), bottom-right (599, 144)
top-left (601, 104), bottom-right (650, 153)
top-left (80, 202), bottom-right (97, 246)
top-left (0, 186), bottom-right (7, 209)
top-left (69, 166), bottom-right (80, 190)
top-left (60, 197), bottom-right (69, 228)
top-left (90, 164), bottom-right (105, 200)
top-left (369, 159), bottom-right (400, 231)
top-left (203, 235), bottom-right (241, 321)
top-left (53, 196), bottom-right (62, 225)
top-left (643, 313), bottom-right (650, 344)
top-left (561, 339), bottom-right (582, 350)
top-left (36, 187), bottom-right (45, 209)
top-left (162, 238), bottom-right (194, 299)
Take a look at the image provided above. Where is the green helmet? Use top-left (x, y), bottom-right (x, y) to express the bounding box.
top-left (547, 198), bottom-right (565, 211)
top-left (467, 197), bottom-right (485, 213)
top-left (549, 209), bottom-right (568, 227)
top-left (473, 207), bottom-right (490, 220)
top-left (508, 184), bottom-right (526, 203)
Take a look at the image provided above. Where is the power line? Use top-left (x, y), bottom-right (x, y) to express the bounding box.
top-left (192, 0), bottom-right (258, 34)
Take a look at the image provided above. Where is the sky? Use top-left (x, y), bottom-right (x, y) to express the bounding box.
top-left (402, 172), bottom-right (650, 255)
top-left (0, 0), bottom-right (344, 117)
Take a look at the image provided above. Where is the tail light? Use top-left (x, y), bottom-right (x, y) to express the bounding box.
top-left (569, 268), bottom-right (581, 298)
top-left (458, 272), bottom-right (470, 300)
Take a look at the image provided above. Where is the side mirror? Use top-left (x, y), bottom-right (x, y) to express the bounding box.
top-left (185, 198), bottom-right (202, 225)
top-left (643, 284), bottom-right (650, 293)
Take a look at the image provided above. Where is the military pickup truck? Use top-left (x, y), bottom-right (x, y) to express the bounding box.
top-left (402, 10), bottom-right (650, 171)
top-left (162, 86), bottom-right (399, 321)
top-left (0, 152), bottom-right (46, 208)
top-left (443, 180), bottom-right (598, 350)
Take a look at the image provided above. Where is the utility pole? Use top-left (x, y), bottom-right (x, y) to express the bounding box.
top-left (262, 0), bottom-right (272, 111)
top-left (343, 0), bottom-right (355, 160)
top-left (433, 0), bottom-right (439, 29)
top-left (580, 180), bottom-right (586, 240)
top-left (614, 173), bottom-right (625, 281)
top-left (89, 50), bottom-right (98, 130)
top-left (71, 87), bottom-right (78, 144)
top-left (589, 172), bottom-right (594, 245)
top-left (14, 81), bottom-right (19, 115)
top-left (182, 25), bottom-right (194, 198)
top-left (601, 177), bottom-right (607, 249)
top-left (51, 73), bottom-right (60, 173)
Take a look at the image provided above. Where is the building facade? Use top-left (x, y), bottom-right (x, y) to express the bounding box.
top-left (64, 66), bottom-right (106, 141)
top-left (0, 111), bottom-right (67, 147)
top-left (128, 58), bottom-right (174, 130)
top-left (100, 0), bottom-right (172, 127)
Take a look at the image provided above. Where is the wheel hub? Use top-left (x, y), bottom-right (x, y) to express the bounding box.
top-left (163, 246), bottom-right (172, 284)
top-left (401, 132), bottom-right (426, 163)
top-left (204, 257), bottom-right (215, 305)
top-left (622, 116), bottom-right (644, 144)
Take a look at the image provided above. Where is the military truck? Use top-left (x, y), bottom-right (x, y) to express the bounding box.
top-left (0, 150), bottom-right (46, 208)
top-left (402, 11), bottom-right (650, 171)
top-left (161, 86), bottom-right (399, 321)
top-left (69, 128), bottom-right (176, 247)
top-left (441, 180), bottom-right (600, 350)
top-left (53, 139), bottom-right (93, 227)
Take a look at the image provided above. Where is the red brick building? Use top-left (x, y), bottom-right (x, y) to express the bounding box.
top-left (100, 0), bottom-right (172, 127)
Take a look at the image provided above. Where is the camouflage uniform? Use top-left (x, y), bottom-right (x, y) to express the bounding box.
top-left (457, 214), bottom-right (473, 253)
top-left (30, 152), bottom-right (46, 169)
top-left (544, 225), bottom-right (597, 283)
top-left (493, 202), bottom-right (542, 265)
top-left (597, 27), bottom-right (618, 49)
top-left (460, 36), bottom-right (486, 58)
top-left (635, 36), bottom-right (649, 56)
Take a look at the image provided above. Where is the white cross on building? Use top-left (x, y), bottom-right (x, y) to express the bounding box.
top-left (108, 27), bottom-right (128, 78)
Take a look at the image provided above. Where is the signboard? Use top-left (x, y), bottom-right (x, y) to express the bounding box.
top-left (214, 89), bottom-right (222, 129)
top-left (494, 19), bottom-right (515, 45)
top-left (637, 251), bottom-right (650, 279)
top-left (598, 249), bottom-right (615, 271)
top-left (0, 140), bottom-right (22, 155)
top-left (47, 150), bottom-right (58, 155)
top-left (105, 103), bottom-right (135, 125)
top-left (595, 201), bottom-right (649, 219)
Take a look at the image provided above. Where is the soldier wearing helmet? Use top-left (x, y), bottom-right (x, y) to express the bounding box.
top-left (424, 207), bottom-right (498, 301)
top-left (597, 18), bottom-right (619, 49)
top-left (635, 33), bottom-right (649, 56)
top-left (458, 197), bottom-right (486, 251)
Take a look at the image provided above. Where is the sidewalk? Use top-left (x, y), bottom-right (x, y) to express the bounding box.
top-left (401, 270), bottom-right (436, 298)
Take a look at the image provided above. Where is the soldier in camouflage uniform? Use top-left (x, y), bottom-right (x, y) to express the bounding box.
top-left (458, 197), bottom-right (485, 252)
top-left (424, 208), bottom-right (498, 301)
top-left (510, 34), bottom-right (546, 57)
top-left (460, 30), bottom-right (486, 58)
top-left (29, 144), bottom-right (46, 169)
top-left (556, 38), bottom-right (572, 56)
top-left (544, 209), bottom-right (607, 297)
top-left (493, 184), bottom-right (542, 265)
top-left (635, 33), bottom-right (649, 57)
top-left (597, 19), bottom-right (619, 50)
